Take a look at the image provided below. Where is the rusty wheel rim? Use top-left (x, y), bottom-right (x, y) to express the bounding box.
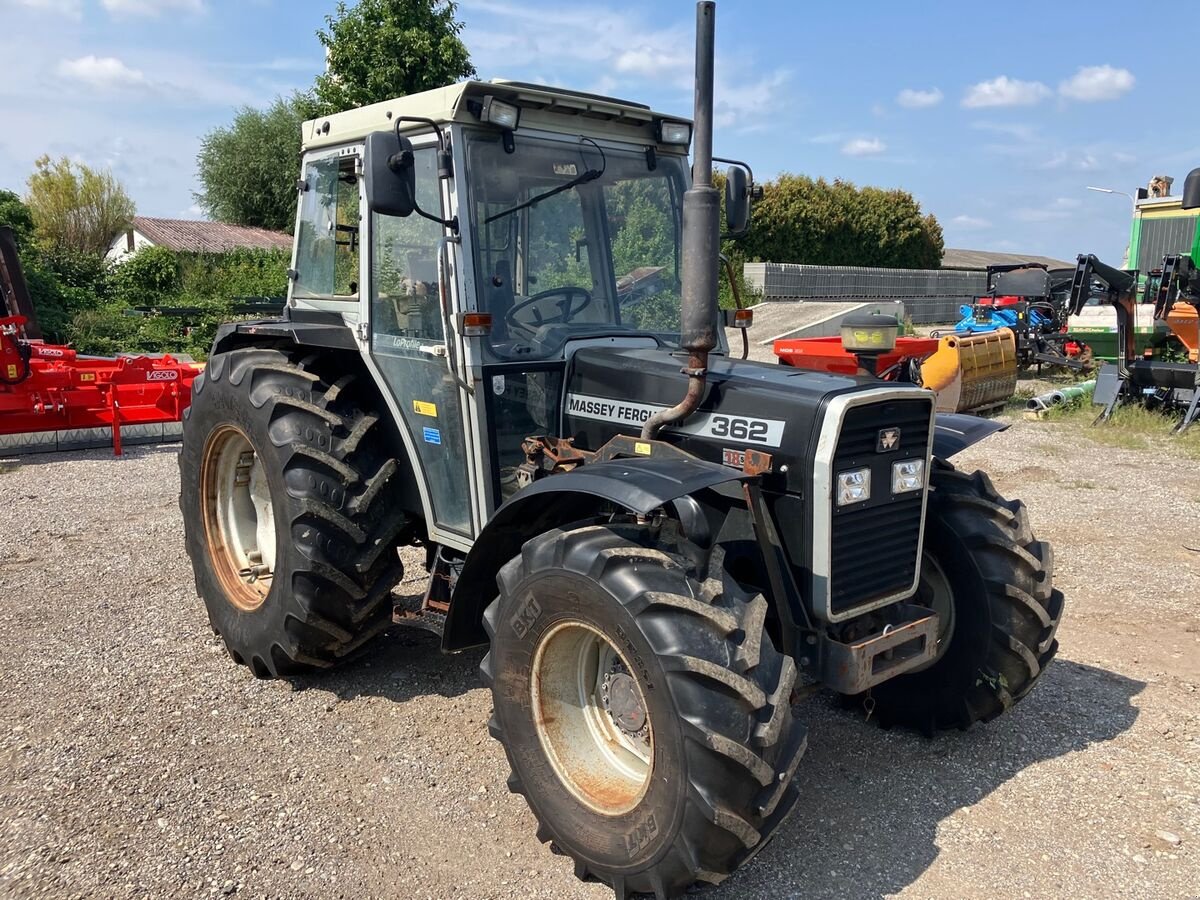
top-left (530, 620), bottom-right (653, 816)
top-left (200, 425), bottom-right (276, 612)
top-left (909, 552), bottom-right (955, 672)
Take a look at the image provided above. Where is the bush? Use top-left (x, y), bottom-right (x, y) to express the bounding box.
top-left (108, 245), bottom-right (180, 306)
top-left (735, 173), bottom-right (943, 270)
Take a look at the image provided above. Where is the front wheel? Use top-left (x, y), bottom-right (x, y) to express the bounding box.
top-left (865, 461), bottom-right (1065, 733)
top-left (481, 522), bottom-right (806, 899)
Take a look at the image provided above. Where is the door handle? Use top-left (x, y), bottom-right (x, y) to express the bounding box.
top-left (436, 235), bottom-right (473, 393)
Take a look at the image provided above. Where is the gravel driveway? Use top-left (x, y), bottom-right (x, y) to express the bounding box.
top-left (0, 417), bottom-right (1197, 899)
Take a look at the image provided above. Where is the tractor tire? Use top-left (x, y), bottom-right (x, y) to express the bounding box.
top-left (179, 347), bottom-right (408, 677)
top-left (481, 522), bottom-right (806, 900)
top-left (865, 460), bottom-right (1065, 733)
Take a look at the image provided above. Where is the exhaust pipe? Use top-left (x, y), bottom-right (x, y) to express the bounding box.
top-left (642, 0), bottom-right (720, 441)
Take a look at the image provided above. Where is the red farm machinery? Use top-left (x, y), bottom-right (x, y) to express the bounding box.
top-left (0, 226), bottom-right (203, 455)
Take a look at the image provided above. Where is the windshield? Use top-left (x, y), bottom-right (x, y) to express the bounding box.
top-left (465, 131), bottom-right (690, 360)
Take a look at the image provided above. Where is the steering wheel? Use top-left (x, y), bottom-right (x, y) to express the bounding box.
top-left (505, 286), bottom-right (593, 332)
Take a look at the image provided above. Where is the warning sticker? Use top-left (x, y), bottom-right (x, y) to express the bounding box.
top-left (413, 400), bottom-right (438, 417)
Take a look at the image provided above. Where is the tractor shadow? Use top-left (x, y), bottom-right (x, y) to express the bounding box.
top-left (707, 659), bottom-right (1144, 900)
top-left (286, 581), bottom-right (486, 705)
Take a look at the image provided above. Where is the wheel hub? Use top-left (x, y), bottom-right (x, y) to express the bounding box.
top-left (600, 663), bottom-right (648, 739)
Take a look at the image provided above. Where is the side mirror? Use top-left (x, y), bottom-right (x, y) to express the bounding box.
top-left (365, 130), bottom-right (416, 218)
top-left (724, 165), bottom-right (751, 237)
top-left (1182, 167), bottom-right (1200, 210)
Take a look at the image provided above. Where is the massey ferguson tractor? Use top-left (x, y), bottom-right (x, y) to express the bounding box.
top-left (179, 4), bottom-right (1065, 896)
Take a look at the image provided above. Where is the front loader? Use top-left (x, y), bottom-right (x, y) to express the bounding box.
top-left (178, 5), bottom-right (1065, 897)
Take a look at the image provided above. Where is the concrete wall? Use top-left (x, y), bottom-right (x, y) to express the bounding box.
top-left (744, 262), bottom-right (985, 324)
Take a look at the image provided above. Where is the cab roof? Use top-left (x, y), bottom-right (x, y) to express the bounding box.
top-left (301, 79), bottom-right (692, 153)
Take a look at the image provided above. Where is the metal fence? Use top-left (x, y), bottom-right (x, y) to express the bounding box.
top-left (744, 262), bottom-right (986, 324)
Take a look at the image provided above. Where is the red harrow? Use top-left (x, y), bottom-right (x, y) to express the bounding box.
top-left (0, 227), bottom-right (202, 456)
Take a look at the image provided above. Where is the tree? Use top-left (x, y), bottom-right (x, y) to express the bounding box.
top-left (736, 173), bottom-right (944, 270)
top-left (314, 0), bottom-right (475, 114)
top-left (195, 92), bottom-right (320, 233)
top-left (0, 189), bottom-right (35, 247)
top-left (25, 156), bottom-right (135, 257)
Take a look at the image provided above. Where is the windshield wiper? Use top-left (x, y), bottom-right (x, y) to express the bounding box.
top-left (484, 138), bottom-right (607, 225)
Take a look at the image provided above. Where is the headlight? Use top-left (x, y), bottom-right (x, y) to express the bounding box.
top-left (836, 467), bottom-right (871, 506)
top-left (656, 119), bottom-right (692, 145)
top-left (892, 459), bottom-right (925, 494)
top-left (480, 95), bottom-right (521, 130)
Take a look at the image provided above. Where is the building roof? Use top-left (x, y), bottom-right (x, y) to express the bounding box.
top-left (130, 217), bottom-right (292, 253)
top-left (941, 247), bottom-right (1075, 271)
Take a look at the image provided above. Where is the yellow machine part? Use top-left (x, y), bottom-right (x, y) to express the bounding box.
top-left (1166, 304), bottom-right (1199, 363)
top-left (920, 328), bottom-right (1019, 413)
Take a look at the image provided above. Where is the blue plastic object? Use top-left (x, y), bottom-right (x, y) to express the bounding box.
top-left (952, 302), bottom-right (1055, 336)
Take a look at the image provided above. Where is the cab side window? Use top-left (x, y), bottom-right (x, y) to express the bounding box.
top-left (294, 154), bottom-right (360, 299)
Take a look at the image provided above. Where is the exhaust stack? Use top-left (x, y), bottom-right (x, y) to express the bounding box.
top-left (642, 1), bottom-right (720, 441)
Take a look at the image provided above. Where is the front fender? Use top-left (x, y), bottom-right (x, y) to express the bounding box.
top-left (443, 457), bottom-right (750, 652)
top-left (932, 412), bottom-right (1007, 459)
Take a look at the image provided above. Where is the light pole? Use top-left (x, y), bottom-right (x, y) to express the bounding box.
top-left (1087, 185), bottom-right (1135, 206)
top-left (1086, 186), bottom-right (1136, 267)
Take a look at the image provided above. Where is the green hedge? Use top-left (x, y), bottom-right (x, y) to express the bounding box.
top-left (18, 244), bottom-right (289, 359)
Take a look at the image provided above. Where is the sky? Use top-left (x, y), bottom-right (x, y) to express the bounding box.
top-left (1, 0), bottom-right (1196, 264)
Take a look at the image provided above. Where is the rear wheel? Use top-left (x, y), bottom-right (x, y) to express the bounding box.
top-left (866, 461), bottom-right (1065, 733)
top-left (180, 347), bottom-right (410, 677)
top-left (482, 522), bottom-right (806, 899)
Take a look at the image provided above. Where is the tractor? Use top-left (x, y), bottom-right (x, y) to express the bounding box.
top-left (178, 4), bottom-right (1065, 897)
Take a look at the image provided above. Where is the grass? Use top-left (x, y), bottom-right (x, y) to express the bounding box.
top-left (1028, 381), bottom-right (1200, 456)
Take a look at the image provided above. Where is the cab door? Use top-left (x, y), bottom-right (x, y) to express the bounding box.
top-left (364, 144), bottom-right (475, 543)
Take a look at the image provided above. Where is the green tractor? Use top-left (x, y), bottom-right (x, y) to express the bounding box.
top-left (178, 4), bottom-right (1065, 896)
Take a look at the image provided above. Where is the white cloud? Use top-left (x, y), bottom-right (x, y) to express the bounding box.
top-left (56, 55), bottom-right (148, 91)
top-left (8, 0), bottom-right (81, 15)
top-left (897, 87), bottom-right (943, 109)
top-left (1058, 65), bottom-right (1134, 102)
top-left (1040, 150), bottom-right (1101, 171)
top-left (951, 214), bottom-right (991, 230)
top-left (458, 0), bottom-right (786, 128)
top-left (713, 68), bottom-right (789, 130)
top-left (100, 0), bottom-right (205, 16)
top-left (841, 137), bottom-right (886, 157)
top-left (962, 76), bottom-right (1051, 108)
top-left (613, 46), bottom-right (692, 79)
top-left (1013, 197), bottom-right (1082, 222)
top-left (971, 120), bottom-right (1039, 142)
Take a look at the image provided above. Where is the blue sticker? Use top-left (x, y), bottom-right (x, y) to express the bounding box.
top-left (422, 427), bottom-right (442, 445)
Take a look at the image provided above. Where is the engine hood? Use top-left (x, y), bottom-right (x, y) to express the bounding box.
top-left (563, 346), bottom-right (931, 495)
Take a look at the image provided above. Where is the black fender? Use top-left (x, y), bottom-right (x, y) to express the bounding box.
top-left (933, 412), bottom-right (1007, 459)
top-left (443, 457), bottom-right (751, 652)
top-left (211, 310), bottom-right (358, 356)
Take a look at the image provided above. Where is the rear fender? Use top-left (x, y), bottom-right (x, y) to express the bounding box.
top-left (443, 457), bottom-right (751, 652)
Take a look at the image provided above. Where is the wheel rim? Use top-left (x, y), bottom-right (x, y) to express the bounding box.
top-left (200, 425), bottom-right (276, 612)
top-left (910, 553), bottom-right (956, 672)
top-left (530, 620), bottom-right (653, 816)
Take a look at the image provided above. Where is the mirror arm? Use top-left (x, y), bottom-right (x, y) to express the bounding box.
top-left (391, 119), bottom-right (459, 232)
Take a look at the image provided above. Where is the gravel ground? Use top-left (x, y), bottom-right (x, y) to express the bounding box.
top-left (0, 417), bottom-right (1197, 899)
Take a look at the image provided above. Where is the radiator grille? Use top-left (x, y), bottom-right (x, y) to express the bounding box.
top-left (829, 399), bottom-right (931, 617)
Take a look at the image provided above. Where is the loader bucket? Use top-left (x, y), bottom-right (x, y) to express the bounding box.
top-left (921, 328), bottom-right (1018, 413)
